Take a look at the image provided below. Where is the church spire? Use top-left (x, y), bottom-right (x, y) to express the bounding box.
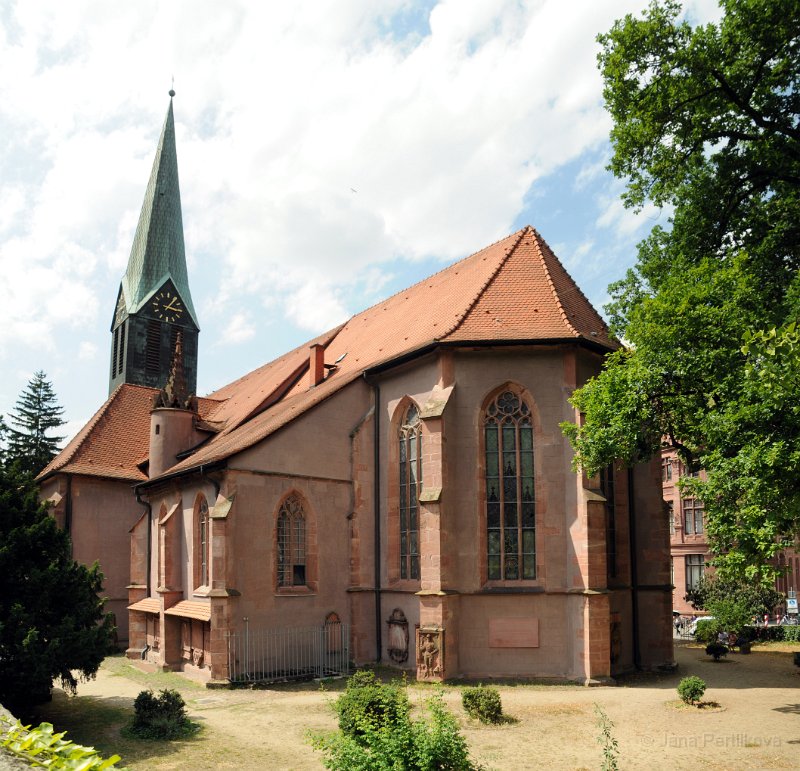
top-left (108, 92), bottom-right (200, 396)
top-left (120, 93), bottom-right (198, 327)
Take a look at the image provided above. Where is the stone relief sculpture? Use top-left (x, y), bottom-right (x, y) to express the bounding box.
top-left (416, 627), bottom-right (444, 680)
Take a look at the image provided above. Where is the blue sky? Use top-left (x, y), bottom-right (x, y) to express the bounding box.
top-left (0, 0), bottom-right (719, 441)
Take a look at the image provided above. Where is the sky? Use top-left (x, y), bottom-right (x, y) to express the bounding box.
top-left (0, 0), bottom-right (721, 442)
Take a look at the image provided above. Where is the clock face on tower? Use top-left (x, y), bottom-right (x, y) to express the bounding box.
top-left (151, 290), bottom-right (184, 322)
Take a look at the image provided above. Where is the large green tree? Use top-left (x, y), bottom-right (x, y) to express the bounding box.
top-left (6, 371), bottom-right (66, 478)
top-left (563, 0), bottom-right (800, 577)
top-left (0, 466), bottom-right (113, 712)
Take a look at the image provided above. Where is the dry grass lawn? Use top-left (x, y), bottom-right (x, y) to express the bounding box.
top-left (29, 641), bottom-right (800, 770)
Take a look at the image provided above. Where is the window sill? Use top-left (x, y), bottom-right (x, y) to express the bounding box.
top-left (481, 580), bottom-right (543, 593)
top-left (275, 586), bottom-right (316, 597)
top-left (386, 579), bottom-right (421, 592)
top-left (192, 586), bottom-right (211, 598)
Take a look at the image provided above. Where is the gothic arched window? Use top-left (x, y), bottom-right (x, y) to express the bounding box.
top-left (484, 390), bottom-right (535, 580)
top-left (277, 495), bottom-right (306, 587)
top-left (399, 404), bottom-right (421, 580)
top-left (195, 495), bottom-right (210, 588)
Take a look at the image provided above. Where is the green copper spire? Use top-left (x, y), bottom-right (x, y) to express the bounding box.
top-left (120, 95), bottom-right (198, 328)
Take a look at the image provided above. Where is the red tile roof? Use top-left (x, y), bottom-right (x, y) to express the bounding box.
top-left (39, 384), bottom-right (221, 482)
top-left (163, 226), bottom-right (616, 477)
top-left (43, 226), bottom-right (616, 486)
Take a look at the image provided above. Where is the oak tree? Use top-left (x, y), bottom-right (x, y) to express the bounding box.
top-left (563, 0), bottom-right (800, 577)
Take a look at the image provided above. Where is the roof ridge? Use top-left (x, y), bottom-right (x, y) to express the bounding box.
top-left (438, 227), bottom-right (528, 339)
top-left (342, 227), bottom-right (529, 324)
top-left (530, 229), bottom-right (580, 339)
top-left (533, 228), bottom-right (611, 339)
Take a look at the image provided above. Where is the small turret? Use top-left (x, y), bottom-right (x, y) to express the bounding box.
top-left (148, 331), bottom-right (203, 478)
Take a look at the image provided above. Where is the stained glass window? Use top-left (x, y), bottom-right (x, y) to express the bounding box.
top-left (277, 495), bottom-right (306, 587)
top-left (399, 404), bottom-right (421, 580)
top-left (485, 391), bottom-right (535, 580)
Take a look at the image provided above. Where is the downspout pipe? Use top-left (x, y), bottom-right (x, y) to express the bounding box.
top-left (627, 467), bottom-right (641, 669)
top-left (363, 373), bottom-right (383, 663)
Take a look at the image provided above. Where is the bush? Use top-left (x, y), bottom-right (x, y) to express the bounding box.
top-left (128, 688), bottom-right (197, 740)
top-left (677, 676), bottom-right (706, 705)
top-left (334, 670), bottom-right (410, 741)
top-left (782, 624), bottom-right (800, 643)
top-left (693, 619), bottom-right (720, 644)
top-left (313, 674), bottom-right (481, 770)
top-left (704, 642), bottom-right (728, 661)
top-left (461, 686), bottom-right (503, 724)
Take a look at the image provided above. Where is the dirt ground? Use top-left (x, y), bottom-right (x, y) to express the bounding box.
top-left (31, 641), bottom-right (800, 770)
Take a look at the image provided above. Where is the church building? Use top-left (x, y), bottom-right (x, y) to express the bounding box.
top-left (40, 95), bottom-right (674, 683)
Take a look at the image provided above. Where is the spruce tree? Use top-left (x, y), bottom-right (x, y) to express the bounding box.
top-left (6, 371), bottom-right (66, 478)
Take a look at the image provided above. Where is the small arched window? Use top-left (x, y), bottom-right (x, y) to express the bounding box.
top-left (277, 495), bottom-right (306, 587)
top-left (399, 404), bottom-right (421, 580)
top-left (484, 390), bottom-right (535, 580)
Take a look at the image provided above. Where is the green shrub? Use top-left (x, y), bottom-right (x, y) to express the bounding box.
top-left (334, 670), bottom-right (410, 742)
top-left (128, 688), bottom-right (197, 740)
top-left (0, 714), bottom-right (122, 768)
top-left (782, 624), bottom-right (800, 643)
top-left (677, 676), bottom-right (706, 705)
top-left (313, 676), bottom-right (481, 770)
top-left (704, 642), bottom-right (728, 661)
top-left (461, 686), bottom-right (503, 724)
top-left (693, 619), bottom-right (720, 644)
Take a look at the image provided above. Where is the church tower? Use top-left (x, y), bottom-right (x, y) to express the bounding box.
top-left (109, 91), bottom-right (199, 395)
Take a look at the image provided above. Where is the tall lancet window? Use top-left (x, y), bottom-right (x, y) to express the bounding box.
top-left (196, 495), bottom-right (210, 588)
top-left (399, 404), bottom-right (422, 580)
top-left (277, 495), bottom-right (306, 587)
top-left (485, 390), bottom-right (535, 580)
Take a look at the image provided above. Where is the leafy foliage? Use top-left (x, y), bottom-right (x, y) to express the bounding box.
top-left (127, 689), bottom-right (197, 741)
top-left (563, 0), bottom-right (800, 577)
top-left (685, 573), bottom-right (782, 619)
top-left (461, 686), bottom-right (503, 724)
top-left (334, 670), bottom-right (410, 741)
top-left (677, 676), bottom-right (706, 705)
top-left (0, 465), bottom-right (113, 712)
top-left (693, 619), bottom-right (720, 645)
top-left (594, 704), bottom-right (619, 771)
top-left (312, 671), bottom-right (480, 770)
top-left (5, 371), bottom-right (66, 479)
top-left (0, 714), bottom-right (122, 769)
top-left (740, 623), bottom-right (800, 643)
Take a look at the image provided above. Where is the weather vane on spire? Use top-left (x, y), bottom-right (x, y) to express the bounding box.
top-left (169, 75), bottom-right (175, 98)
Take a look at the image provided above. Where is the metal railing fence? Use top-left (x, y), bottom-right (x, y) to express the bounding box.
top-left (226, 622), bottom-right (350, 684)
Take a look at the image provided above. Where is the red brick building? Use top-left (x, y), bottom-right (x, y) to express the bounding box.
top-left (662, 446), bottom-right (800, 615)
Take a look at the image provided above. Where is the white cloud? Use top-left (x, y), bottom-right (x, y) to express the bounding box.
top-left (0, 0), bottom-right (711, 421)
top-left (219, 312), bottom-right (256, 345)
top-left (596, 196), bottom-right (668, 239)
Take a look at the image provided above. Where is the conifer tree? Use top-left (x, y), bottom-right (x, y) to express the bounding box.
top-left (6, 371), bottom-right (66, 478)
top-left (0, 466), bottom-right (113, 712)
